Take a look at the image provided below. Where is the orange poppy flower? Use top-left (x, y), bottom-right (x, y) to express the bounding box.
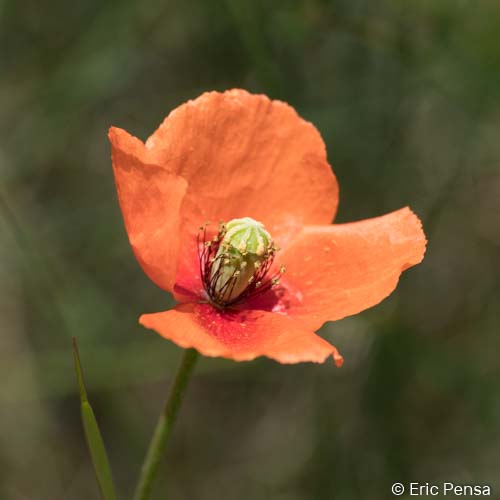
top-left (109, 89), bottom-right (426, 367)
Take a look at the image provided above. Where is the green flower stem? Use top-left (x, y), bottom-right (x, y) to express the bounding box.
top-left (133, 348), bottom-right (199, 500)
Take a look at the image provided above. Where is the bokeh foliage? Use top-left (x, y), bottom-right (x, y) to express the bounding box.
top-left (1, 0), bottom-right (500, 499)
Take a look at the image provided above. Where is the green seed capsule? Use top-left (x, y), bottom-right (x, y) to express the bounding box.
top-left (210, 217), bottom-right (274, 303)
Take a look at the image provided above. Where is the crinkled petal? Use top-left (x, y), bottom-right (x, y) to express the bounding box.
top-left (140, 303), bottom-right (343, 366)
top-left (144, 89), bottom-right (338, 241)
top-left (109, 127), bottom-right (187, 292)
top-left (278, 207), bottom-right (427, 330)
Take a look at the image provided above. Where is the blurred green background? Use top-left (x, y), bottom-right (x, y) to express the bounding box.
top-left (2, 0), bottom-right (500, 499)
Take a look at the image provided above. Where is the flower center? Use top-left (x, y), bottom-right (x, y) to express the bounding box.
top-left (198, 217), bottom-right (285, 307)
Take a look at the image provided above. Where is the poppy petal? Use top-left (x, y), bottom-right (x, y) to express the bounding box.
top-left (140, 303), bottom-right (344, 366)
top-left (278, 207), bottom-right (427, 330)
top-left (144, 89), bottom-right (339, 241)
top-left (109, 127), bottom-right (188, 292)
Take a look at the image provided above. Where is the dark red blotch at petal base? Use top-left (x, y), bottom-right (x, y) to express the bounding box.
top-left (109, 89), bottom-right (427, 365)
top-left (140, 303), bottom-right (344, 367)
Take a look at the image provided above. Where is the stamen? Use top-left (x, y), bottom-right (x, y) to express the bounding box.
top-left (197, 217), bottom-right (286, 307)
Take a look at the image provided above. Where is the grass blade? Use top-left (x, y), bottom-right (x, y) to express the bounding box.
top-left (73, 338), bottom-right (118, 500)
